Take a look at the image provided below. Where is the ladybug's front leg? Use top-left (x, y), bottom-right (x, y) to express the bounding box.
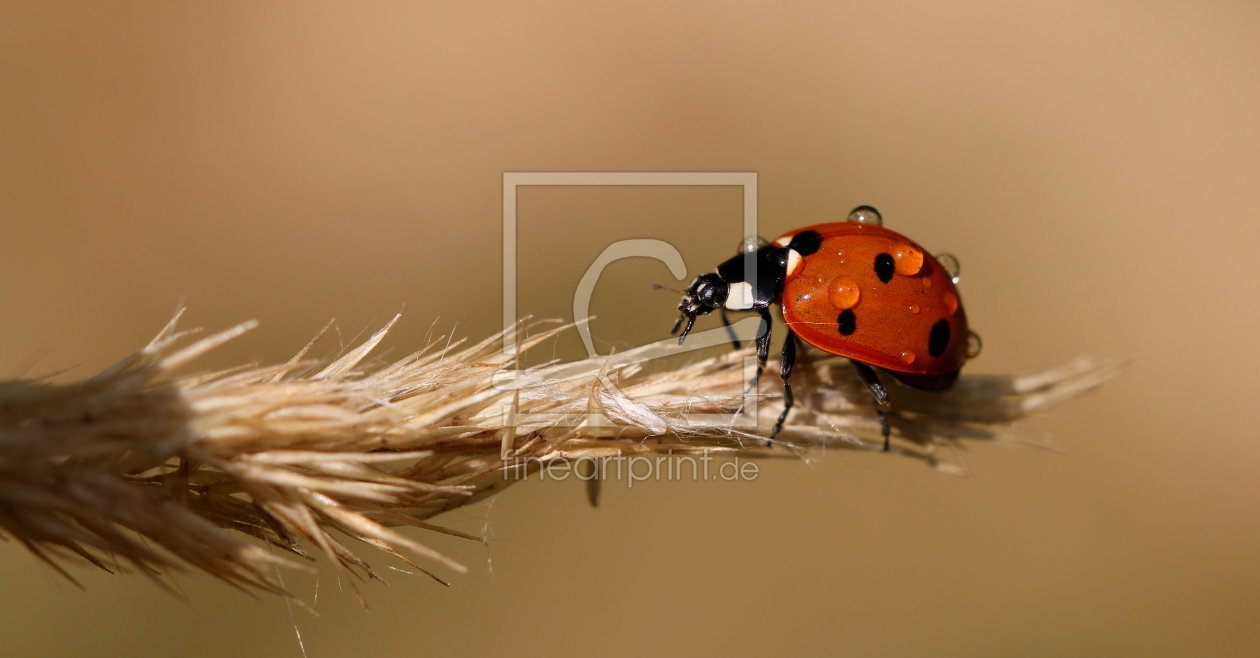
top-left (749, 307), bottom-right (773, 391)
top-left (718, 309), bottom-right (742, 351)
top-left (851, 361), bottom-right (892, 451)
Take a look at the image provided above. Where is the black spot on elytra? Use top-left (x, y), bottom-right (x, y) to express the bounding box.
top-left (928, 319), bottom-right (951, 357)
top-left (837, 309), bottom-right (857, 336)
top-left (874, 253), bottom-right (894, 283)
top-left (789, 230), bottom-right (822, 257)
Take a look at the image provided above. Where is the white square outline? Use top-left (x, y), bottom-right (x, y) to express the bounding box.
top-left (502, 171), bottom-right (758, 353)
top-left (500, 172), bottom-right (762, 433)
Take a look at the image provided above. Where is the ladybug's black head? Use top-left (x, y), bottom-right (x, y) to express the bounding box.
top-left (671, 273), bottom-right (728, 343)
top-left (670, 240), bottom-right (793, 344)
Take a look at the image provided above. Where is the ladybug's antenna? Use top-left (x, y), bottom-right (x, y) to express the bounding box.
top-left (652, 283), bottom-right (685, 295)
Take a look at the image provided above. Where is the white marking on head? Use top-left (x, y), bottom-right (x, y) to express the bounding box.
top-left (786, 248), bottom-right (803, 277)
top-left (773, 234), bottom-right (793, 247)
top-left (725, 281), bottom-right (756, 310)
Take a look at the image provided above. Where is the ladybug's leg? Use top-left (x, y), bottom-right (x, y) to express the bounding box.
top-left (719, 309), bottom-right (742, 351)
top-left (851, 361), bottom-right (892, 451)
top-left (771, 329), bottom-right (798, 437)
top-left (749, 307), bottom-right (773, 390)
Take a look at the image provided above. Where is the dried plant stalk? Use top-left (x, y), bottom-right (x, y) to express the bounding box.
top-left (0, 310), bottom-right (1119, 598)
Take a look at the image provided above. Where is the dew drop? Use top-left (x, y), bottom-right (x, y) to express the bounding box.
top-left (892, 242), bottom-right (924, 275)
top-left (741, 235), bottom-right (769, 253)
top-left (922, 278), bottom-right (933, 289)
top-left (847, 205), bottom-right (883, 225)
top-left (828, 278), bottom-right (861, 309)
top-left (899, 350), bottom-right (917, 365)
top-left (935, 252), bottom-right (961, 284)
top-left (966, 330), bottom-right (983, 359)
top-left (942, 291), bottom-right (959, 314)
top-left (907, 304), bottom-right (920, 314)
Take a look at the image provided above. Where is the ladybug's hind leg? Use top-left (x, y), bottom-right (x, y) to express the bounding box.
top-left (851, 361), bottom-right (892, 451)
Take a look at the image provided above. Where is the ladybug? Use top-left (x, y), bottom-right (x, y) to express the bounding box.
top-left (671, 205), bottom-right (980, 449)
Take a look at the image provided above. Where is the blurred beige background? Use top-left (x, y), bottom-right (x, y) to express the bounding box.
top-left (2, 1), bottom-right (1258, 656)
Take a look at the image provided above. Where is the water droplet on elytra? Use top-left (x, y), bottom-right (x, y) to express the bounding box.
top-left (908, 304), bottom-right (920, 314)
top-left (966, 330), bottom-right (983, 359)
top-left (935, 252), bottom-right (961, 284)
top-left (828, 278), bottom-right (861, 309)
top-left (899, 350), bottom-right (917, 365)
top-left (892, 242), bottom-right (924, 275)
top-left (847, 205), bottom-right (883, 226)
top-left (942, 291), bottom-right (959, 314)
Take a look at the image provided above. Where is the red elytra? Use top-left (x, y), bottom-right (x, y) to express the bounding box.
top-left (777, 221), bottom-right (969, 390)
